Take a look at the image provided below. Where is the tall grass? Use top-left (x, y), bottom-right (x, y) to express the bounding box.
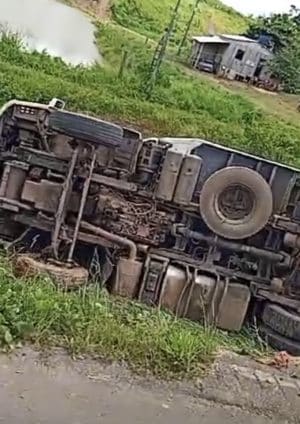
top-left (0, 256), bottom-right (267, 377)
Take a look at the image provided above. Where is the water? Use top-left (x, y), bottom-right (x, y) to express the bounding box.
top-left (0, 0), bottom-right (101, 66)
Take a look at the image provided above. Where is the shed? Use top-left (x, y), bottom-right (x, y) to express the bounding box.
top-left (190, 34), bottom-right (273, 81)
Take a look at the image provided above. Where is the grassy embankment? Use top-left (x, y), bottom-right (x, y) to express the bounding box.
top-left (66, 0), bottom-right (249, 40)
top-left (111, 0), bottom-right (248, 40)
top-left (0, 0), bottom-right (292, 375)
top-left (1, 26), bottom-right (300, 166)
top-left (0, 32), bottom-right (271, 377)
top-left (0, 256), bottom-right (265, 378)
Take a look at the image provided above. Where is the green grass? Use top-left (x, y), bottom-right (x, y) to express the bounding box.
top-left (0, 2), bottom-right (287, 378)
top-left (0, 256), bottom-right (267, 378)
top-left (111, 0), bottom-right (249, 41)
top-left (1, 29), bottom-right (300, 167)
top-left (191, 70), bottom-right (300, 128)
top-left (66, 0), bottom-right (249, 42)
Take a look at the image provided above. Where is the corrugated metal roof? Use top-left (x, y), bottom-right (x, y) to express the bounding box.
top-left (192, 35), bottom-right (229, 44)
top-left (192, 34), bottom-right (257, 44)
top-left (220, 34), bottom-right (256, 43)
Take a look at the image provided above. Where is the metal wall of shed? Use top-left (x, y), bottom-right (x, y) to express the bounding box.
top-left (220, 42), bottom-right (272, 78)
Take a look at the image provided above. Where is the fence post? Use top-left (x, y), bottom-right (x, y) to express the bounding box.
top-left (118, 50), bottom-right (129, 78)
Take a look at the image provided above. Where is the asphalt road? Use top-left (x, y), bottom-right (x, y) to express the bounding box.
top-left (0, 349), bottom-right (296, 424)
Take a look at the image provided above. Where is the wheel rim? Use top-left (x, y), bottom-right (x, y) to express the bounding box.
top-left (215, 184), bottom-right (255, 223)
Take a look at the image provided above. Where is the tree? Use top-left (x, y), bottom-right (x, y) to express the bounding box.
top-left (270, 34), bottom-right (300, 93)
top-left (246, 7), bottom-right (300, 51)
top-left (144, 0), bottom-right (182, 97)
top-left (177, 0), bottom-right (202, 56)
top-left (246, 6), bottom-right (300, 93)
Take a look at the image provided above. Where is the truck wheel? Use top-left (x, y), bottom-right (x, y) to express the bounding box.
top-left (259, 325), bottom-right (300, 356)
top-left (13, 255), bottom-right (88, 288)
top-left (199, 166), bottom-right (273, 240)
top-left (262, 303), bottom-right (300, 342)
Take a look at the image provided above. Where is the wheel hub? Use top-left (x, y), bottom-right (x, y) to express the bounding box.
top-left (218, 184), bottom-right (255, 221)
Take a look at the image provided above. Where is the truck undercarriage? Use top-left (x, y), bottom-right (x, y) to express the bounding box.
top-left (1, 98), bottom-right (300, 354)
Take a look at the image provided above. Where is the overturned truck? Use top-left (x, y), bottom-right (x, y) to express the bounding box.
top-left (1, 98), bottom-right (300, 353)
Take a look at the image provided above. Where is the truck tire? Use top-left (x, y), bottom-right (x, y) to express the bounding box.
top-left (262, 303), bottom-right (300, 342)
top-left (13, 255), bottom-right (88, 288)
top-left (199, 166), bottom-right (273, 240)
top-left (259, 325), bottom-right (300, 356)
top-left (49, 110), bottom-right (123, 147)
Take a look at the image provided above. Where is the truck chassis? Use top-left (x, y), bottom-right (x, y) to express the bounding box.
top-left (1, 98), bottom-right (300, 354)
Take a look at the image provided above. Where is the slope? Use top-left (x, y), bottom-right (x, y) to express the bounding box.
top-left (1, 1), bottom-right (299, 168)
top-left (111, 0), bottom-right (249, 40)
top-left (67, 0), bottom-right (249, 38)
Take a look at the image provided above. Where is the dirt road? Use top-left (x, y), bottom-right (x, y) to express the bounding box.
top-left (0, 349), bottom-right (299, 424)
top-left (73, 0), bottom-right (111, 19)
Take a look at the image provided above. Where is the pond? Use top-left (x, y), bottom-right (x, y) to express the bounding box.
top-left (0, 0), bottom-right (101, 66)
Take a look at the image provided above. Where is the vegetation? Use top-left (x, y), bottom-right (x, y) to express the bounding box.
top-left (246, 6), bottom-right (300, 51)
top-left (111, 0), bottom-right (249, 42)
top-left (247, 7), bottom-right (300, 93)
top-left (271, 34), bottom-right (300, 94)
top-left (0, 0), bottom-right (294, 375)
top-left (0, 29), bottom-right (300, 167)
top-left (0, 256), bottom-right (266, 378)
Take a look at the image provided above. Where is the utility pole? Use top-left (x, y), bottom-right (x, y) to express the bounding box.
top-left (177, 0), bottom-right (201, 56)
top-left (144, 0), bottom-right (182, 98)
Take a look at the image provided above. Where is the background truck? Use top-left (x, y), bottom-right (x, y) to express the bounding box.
top-left (1, 98), bottom-right (300, 354)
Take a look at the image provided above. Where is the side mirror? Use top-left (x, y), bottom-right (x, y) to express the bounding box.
top-left (49, 98), bottom-right (65, 110)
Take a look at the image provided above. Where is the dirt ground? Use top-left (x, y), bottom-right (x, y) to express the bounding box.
top-left (71, 0), bottom-right (111, 19)
top-left (185, 67), bottom-right (300, 128)
top-left (0, 348), bottom-right (299, 423)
